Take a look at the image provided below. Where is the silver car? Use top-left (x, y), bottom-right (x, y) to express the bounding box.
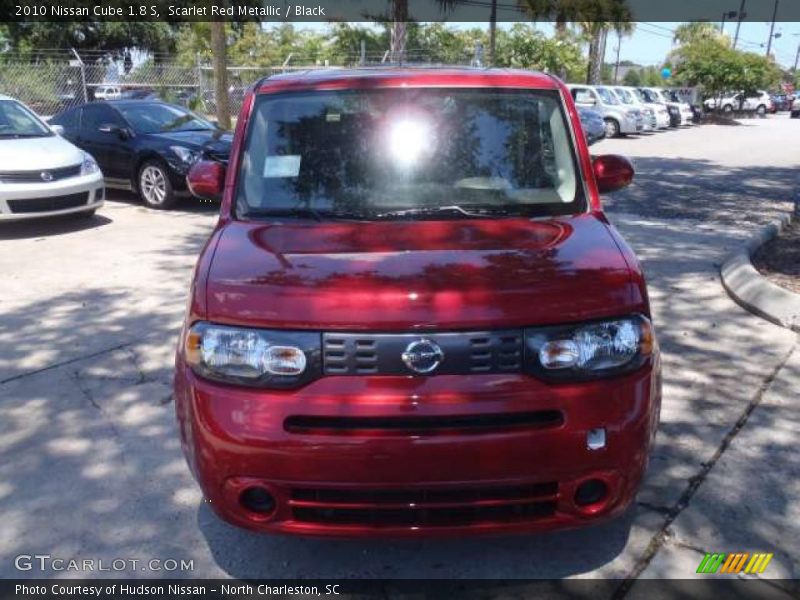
top-left (613, 86), bottom-right (670, 130)
top-left (567, 84), bottom-right (641, 138)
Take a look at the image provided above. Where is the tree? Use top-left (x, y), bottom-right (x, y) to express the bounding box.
top-left (494, 24), bottom-right (585, 80)
top-left (387, 0), bottom-right (456, 63)
top-left (622, 68), bottom-right (641, 86)
top-left (672, 36), bottom-right (781, 103)
top-left (519, 0), bottom-right (633, 84)
top-left (3, 22), bottom-right (177, 58)
top-left (211, 21), bottom-right (230, 130)
top-left (672, 21), bottom-right (725, 46)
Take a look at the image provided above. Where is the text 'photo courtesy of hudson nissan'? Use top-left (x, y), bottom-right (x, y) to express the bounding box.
top-left (1, 0), bottom-right (799, 597)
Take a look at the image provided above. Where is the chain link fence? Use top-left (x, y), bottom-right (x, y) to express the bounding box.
top-left (1, 48), bottom-right (481, 119)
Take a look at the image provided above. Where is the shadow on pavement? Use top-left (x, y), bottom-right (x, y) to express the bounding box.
top-left (602, 156), bottom-right (797, 224)
top-left (0, 213), bottom-right (113, 240)
top-left (197, 502), bottom-right (636, 579)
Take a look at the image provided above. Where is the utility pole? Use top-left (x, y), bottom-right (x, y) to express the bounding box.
top-left (489, 0), bottom-right (497, 66)
top-left (794, 43), bottom-right (800, 72)
top-left (733, 0), bottom-right (747, 49)
top-left (614, 34), bottom-right (622, 84)
top-left (766, 0), bottom-right (779, 57)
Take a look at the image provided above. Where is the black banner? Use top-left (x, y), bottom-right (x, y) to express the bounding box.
top-left (2, 0), bottom-right (800, 23)
top-left (1, 579), bottom-right (797, 600)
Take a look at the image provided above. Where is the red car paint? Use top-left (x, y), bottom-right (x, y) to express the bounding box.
top-left (175, 68), bottom-right (661, 537)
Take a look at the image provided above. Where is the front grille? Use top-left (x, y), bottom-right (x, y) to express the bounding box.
top-left (0, 164), bottom-right (82, 183)
top-left (289, 482), bottom-right (558, 527)
top-left (8, 192), bottom-right (89, 214)
top-left (284, 411), bottom-right (563, 435)
top-left (323, 330), bottom-right (524, 376)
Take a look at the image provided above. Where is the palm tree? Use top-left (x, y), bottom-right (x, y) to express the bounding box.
top-left (211, 21), bottom-right (230, 129)
top-left (519, 0), bottom-right (632, 83)
top-left (673, 22), bottom-right (724, 46)
top-left (388, 0), bottom-right (456, 63)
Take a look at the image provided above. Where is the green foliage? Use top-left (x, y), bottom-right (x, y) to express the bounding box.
top-left (672, 36), bottom-right (781, 98)
top-left (622, 69), bottom-right (641, 86)
top-left (494, 24), bottom-right (586, 79)
top-left (4, 21), bottom-right (177, 57)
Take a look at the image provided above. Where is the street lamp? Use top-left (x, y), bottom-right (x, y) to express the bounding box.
top-left (733, 0), bottom-right (747, 49)
top-left (765, 0), bottom-right (780, 57)
top-left (720, 10), bottom-right (738, 34)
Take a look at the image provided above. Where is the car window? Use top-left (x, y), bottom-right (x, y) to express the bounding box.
top-left (53, 108), bottom-right (79, 130)
top-left (572, 89), bottom-right (595, 104)
top-left (115, 103), bottom-right (213, 134)
top-left (614, 88), bottom-right (634, 103)
top-left (595, 88), bottom-right (619, 105)
top-left (237, 88), bottom-right (584, 221)
top-left (81, 104), bottom-right (124, 131)
top-left (0, 99), bottom-right (52, 138)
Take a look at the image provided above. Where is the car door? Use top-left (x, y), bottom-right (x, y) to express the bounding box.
top-left (78, 104), bottom-right (132, 181)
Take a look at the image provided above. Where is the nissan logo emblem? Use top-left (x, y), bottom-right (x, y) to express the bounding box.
top-left (401, 339), bottom-right (444, 374)
top-left (40, 171), bottom-right (53, 182)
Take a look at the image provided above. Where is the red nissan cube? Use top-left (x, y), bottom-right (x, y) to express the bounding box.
top-left (175, 68), bottom-right (661, 537)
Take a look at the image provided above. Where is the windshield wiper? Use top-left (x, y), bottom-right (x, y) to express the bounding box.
top-left (373, 205), bottom-right (512, 220)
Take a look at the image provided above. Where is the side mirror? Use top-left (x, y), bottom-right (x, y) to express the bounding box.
top-left (187, 160), bottom-right (226, 201)
top-left (593, 154), bottom-right (634, 193)
top-left (50, 124), bottom-right (65, 135)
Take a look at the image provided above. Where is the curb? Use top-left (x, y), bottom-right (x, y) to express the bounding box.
top-left (720, 212), bottom-right (800, 332)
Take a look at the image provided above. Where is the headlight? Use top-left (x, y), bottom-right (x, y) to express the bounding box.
top-left (525, 315), bottom-right (654, 381)
top-left (184, 322), bottom-right (321, 388)
top-left (80, 152), bottom-right (99, 175)
top-left (170, 145), bottom-right (201, 165)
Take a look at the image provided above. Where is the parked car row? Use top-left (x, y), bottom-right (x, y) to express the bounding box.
top-left (572, 85), bottom-right (693, 145)
top-left (0, 95), bottom-right (232, 219)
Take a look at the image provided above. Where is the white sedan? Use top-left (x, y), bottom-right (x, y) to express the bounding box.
top-left (0, 95), bottom-right (104, 221)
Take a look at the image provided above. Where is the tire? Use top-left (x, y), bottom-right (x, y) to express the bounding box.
top-left (756, 105), bottom-right (766, 117)
top-left (603, 118), bottom-right (620, 138)
top-left (137, 160), bottom-right (176, 209)
top-left (722, 104), bottom-right (733, 114)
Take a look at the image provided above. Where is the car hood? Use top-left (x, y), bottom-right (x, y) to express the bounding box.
top-left (204, 214), bottom-right (644, 331)
top-left (144, 129), bottom-right (233, 158)
top-left (0, 135), bottom-right (84, 170)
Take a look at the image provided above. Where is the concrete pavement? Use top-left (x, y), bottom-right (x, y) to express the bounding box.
top-left (0, 117), bottom-right (797, 588)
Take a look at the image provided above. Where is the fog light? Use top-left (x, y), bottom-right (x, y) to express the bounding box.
top-left (587, 428), bottom-right (606, 450)
top-left (574, 479), bottom-right (608, 506)
top-left (239, 487), bottom-right (276, 515)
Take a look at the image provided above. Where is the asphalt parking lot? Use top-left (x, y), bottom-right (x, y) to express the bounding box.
top-left (1, 116), bottom-right (798, 592)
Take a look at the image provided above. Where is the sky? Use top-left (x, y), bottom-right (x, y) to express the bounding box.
top-left (291, 21), bottom-right (800, 70)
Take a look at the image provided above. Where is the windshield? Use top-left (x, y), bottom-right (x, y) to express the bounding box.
top-left (639, 89), bottom-right (659, 103)
top-left (614, 88), bottom-right (634, 104)
top-left (237, 88), bottom-right (583, 221)
top-left (595, 87), bottom-right (620, 105)
top-left (116, 103), bottom-right (214, 134)
top-left (0, 100), bottom-right (52, 138)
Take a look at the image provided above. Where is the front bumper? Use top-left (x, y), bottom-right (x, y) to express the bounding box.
top-left (175, 355), bottom-right (661, 538)
top-left (0, 172), bottom-right (104, 221)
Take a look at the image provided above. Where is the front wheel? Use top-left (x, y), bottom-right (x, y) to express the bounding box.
top-left (722, 104), bottom-right (733, 114)
top-left (756, 105), bottom-right (767, 117)
top-left (603, 118), bottom-right (620, 138)
top-left (138, 160), bottom-right (176, 210)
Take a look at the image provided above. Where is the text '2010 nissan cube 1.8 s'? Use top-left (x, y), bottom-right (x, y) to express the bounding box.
top-left (175, 68), bottom-right (661, 537)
